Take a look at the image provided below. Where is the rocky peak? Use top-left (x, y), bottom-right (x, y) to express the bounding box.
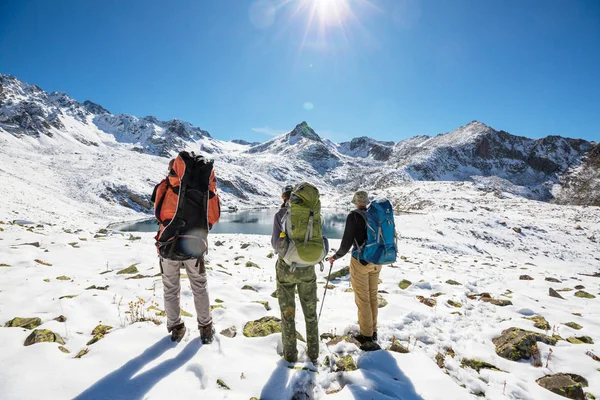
top-left (287, 121), bottom-right (321, 144)
top-left (83, 100), bottom-right (110, 115)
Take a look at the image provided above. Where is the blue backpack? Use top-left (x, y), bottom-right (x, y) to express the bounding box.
top-left (352, 199), bottom-right (397, 265)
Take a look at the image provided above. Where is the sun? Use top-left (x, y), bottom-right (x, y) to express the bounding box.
top-left (311, 0), bottom-right (351, 26)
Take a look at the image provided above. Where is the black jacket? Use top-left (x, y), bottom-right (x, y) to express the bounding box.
top-left (334, 209), bottom-right (367, 261)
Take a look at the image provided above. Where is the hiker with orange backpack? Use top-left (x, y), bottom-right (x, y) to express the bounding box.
top-left (329, 191), bottom-right (397, 351)
top-left (151, 151), bottom-right (221, 343)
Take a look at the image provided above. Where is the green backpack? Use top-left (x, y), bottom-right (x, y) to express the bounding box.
top-left (280, 182), bottom-right (329, 270)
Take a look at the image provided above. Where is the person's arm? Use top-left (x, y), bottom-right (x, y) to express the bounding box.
top-left (333, 213), bottom-right (357, 259)
top-left (271, 211), bottom-right (283, 250)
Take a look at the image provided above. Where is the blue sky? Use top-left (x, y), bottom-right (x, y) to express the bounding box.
top-left (1, 0), bottom-right (599, 143)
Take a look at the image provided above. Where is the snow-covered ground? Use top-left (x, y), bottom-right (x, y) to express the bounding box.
top-left (1, 182), bottom-right (599, 400)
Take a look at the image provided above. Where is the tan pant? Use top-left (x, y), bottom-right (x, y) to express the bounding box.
top-left (350, 257), bottom-right (380, 337)
top-left (160, 257), bottom-right (212, 331)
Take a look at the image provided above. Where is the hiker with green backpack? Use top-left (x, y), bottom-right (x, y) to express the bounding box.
top-left (271, 183), bottom-right (329, 365)
top-left (329, 191), bottom-right (397, 351)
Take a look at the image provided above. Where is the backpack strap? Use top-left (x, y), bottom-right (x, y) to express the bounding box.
top-left (303, 210), bottom-right (314, 247)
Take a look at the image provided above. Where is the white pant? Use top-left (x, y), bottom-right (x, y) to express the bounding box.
top-left (160, 257), bottom-right (212, 331)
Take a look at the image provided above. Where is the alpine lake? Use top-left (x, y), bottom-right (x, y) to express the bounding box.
top-left (109, 208), bottom-right (348, 239)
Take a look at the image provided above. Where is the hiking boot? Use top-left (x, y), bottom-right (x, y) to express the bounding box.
top-left (372, 332), bottom-right (378, 342)
top-left (200, 324), bottom-right (215, 344)
top-left (170, 323), bottom-right (186, 343)
top-left (353, 333), bottom-right (373, 345)
top-left (310, 358), bottom-right (318, 366)
top-left (360, 341), bottom-right (381, 352)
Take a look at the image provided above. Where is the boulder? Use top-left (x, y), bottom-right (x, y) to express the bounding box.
top-left (447, 300), bottom-right (463, 308)
top-left (567, 336), bottom-right (594, 345)
top-left (54, 315), bottom-right (67, 323)
top-left (525, 315), bottom-right (551, 331)
top-left (4, 317), bottom-right (42, 330)
top-left (575, 291), bottom-right (595, 299)
top-left (564, 322), bottom-right (583, 330)
top-left (242, 285), bottom-right (258, 292)
top-left (24, 329), bottom-right (65, 346)
top-left (117, 264), bottom-right (139, 274)
top-left (416, 296), bottom-right (437, 307)
top-left (461, 358), bottom-right (502, 372)
top-left (388, 339), bottom-right (409, 354)
top-left (398, 279), bottom-right (412, 290)
top-left (492, 327), bottom-right (557, 361)
top-left (546, 277), bottom-right (562, 283)
top-left (243, 316), bottom-right (303, 340)
top-left (220, 326), bottom-right (237, 338)
top-left (446, 279), bottom-right (462, 285)
top-left (550, 288), bottom-right (566, 299)
top-left (574, 285), bottom-right (585, 290)
top-left (377, 294), bottom-right (388, 308)
top-left (245, 261), bottom-right (260, 269)
top-left (520, 275), bottom-right (534, 281)
top-left (335, 355), bottom-right (357, 372)
top-left (536, 373), bottom-right (588, 400)
top-left (92, 324), bottom-right (112, 336)
top-left (330, 266), bottom-right (350, 280)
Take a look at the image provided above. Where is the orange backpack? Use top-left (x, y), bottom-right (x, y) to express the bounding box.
top-left (152, 151), bottom-right (221, 259)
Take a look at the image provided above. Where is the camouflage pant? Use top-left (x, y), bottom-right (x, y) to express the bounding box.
top-left (275, 258), bottom-right (319, 362)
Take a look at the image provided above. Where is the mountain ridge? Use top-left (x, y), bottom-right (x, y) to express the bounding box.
top-left (1, 72), bottom-right (598, 215)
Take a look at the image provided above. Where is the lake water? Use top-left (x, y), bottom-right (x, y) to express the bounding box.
top-left (110, 208), bottom-right (349, 239)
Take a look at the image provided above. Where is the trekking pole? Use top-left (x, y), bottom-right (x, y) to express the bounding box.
top-left (318, 257), bottom-right (334, 322)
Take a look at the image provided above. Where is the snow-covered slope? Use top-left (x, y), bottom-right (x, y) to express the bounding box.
top-left (0, 182), bottom-right (599, 399)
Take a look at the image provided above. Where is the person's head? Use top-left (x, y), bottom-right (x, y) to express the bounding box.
top-left (281, 184), bottom-right (293, 205)
top-left (352, 190), bottom-right (369, 209)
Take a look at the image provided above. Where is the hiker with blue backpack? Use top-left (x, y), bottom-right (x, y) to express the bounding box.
top-left (329, 191), bottom-right (397, 351)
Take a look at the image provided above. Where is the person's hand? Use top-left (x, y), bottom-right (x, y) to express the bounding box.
top-left (329, 255), bottom-right (336, 267)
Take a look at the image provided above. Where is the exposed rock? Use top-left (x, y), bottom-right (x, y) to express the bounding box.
top-left (575, 291), bottom-right (595, 299)
top-left (546, 277), bottom-right (562, 283)
top-left (56, 275), bottom-right (70, 281)
top-left (567, 336), bottom-right (594, 345)
top-left (575, 285), bottom-right (585, 290)
top-left (550, 288), bottom-right (566, 299)
top-left (220, 326), bottom-right (237, 338)
top-left (564, 322), bottom-right (583, 330)
top-left (54, 315), bottom-right (67, 323)
top-left (4, 317), bottom-right (42, 330)
top-left (214, 241), bottom-right (224, 246)
top-left (388, 339), bottom-right (409, 354)
top-left (416, 296), bottom-right (437, 307)
top-left (58, 346), bottom-right (70, 354)
top-left (85, 285), bottom-right (109, 290)
top-left (243, 316), bottom-right (302, 340)
top-left (245, 261), bottom-right (260, 269)
top-left (210, 304), bottom-right (224, 311)
top-left (478, 293), bottom-right (513, 307)
top-left (217, 379), bottom-right (230, 390)
top-left (520, 275), bottom-right (534, 281)
top-left (513, 227), bottom-right (522, 234)
top-left (125, 274), bottom-right (151, 280)
top-left (377, 294), bottom-right (388, 308)
top-left (74, 348), bottom-right (89, 359)
top-left (24, 329), bottom-right (65, 346)
top-left (271, 290), bottom-right (278, 298)
top-left (492, 327), bottom-right (557, 361)
top-left (242, 285), bottom-right (258, 292)
top-left (537, 373), bottom-right (588, 400)
top-left (327, 335), bottom-right (361, 347)
top-left (446, 279), bottom-right (462, 286)
top-left (335, 355), bottom-right (357, 372)
top-left (92, 324), bottom-right (112, 336)
top-left (59, 294), bottom-right (78, 299)
top-left (398, 279), bottom-right (412, 290)
top-left (525, 316), bottom-right (551, 331)
top-left (117, 264), bottom-right (139, 274)
top-left (34, 259), bottom-right (52, 266)
top-left (329, 266), bottom-right (350, 280)
top-left (240, 243), bottom-right (251, 249)
top-left (447, 300), bottom-right (463, 308)
top-left (435, 352), bottom-right (445, 368)
top-left (253, 301), bottom-right (271, 311)
top-left (461, 358), bottom-right (502, 372)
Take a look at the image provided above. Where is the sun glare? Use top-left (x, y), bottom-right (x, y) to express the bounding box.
top-left (311, 0), bottom-right (350, 25)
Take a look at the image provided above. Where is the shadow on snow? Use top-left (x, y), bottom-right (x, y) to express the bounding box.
top-left (74, 336), bottom-right (201, 400)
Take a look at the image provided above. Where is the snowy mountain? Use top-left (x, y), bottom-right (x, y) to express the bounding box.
top-left (0, 73), bottom-right (598, 227)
